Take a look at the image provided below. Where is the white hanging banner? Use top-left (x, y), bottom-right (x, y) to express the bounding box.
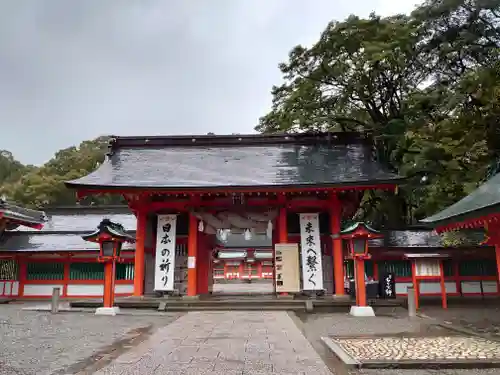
top-left (154, 214), bottom-right (177, 291)
top-left (299, 213), bottom-right (324, 291)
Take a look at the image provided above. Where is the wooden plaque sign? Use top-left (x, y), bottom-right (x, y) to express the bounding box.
top-left (274, 243), bottom-right (300, 293)
top-left (415, 259), bottom-right (441, 277)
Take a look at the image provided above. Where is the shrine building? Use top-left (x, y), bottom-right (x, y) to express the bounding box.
top-left (60, 132), bottom-right (496, 299)
top-left (0, 205), bottom-right (494, 299)
top-left (0, 132), bottom-right (498, 301)
top-left (63, 132), bottom-right (404, 298)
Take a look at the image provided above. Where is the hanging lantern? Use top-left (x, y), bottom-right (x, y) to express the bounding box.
top-left (266, 220), bottom-right (273, 239)
top-left (218, 229), bottom-right (230, 242)
top-left (244, 229), bottom-right (252, 241)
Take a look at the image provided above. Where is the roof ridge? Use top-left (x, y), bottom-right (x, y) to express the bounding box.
top-left (108, 131), bottom-right (369, 150)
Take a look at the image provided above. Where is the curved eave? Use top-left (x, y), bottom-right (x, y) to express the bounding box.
top-left (81, 227), bottom-right (135, 242)
top-left (66, 178), bottom-right (406, 193)
top-left (421, 173), bottom-right (500, 231)
top-left (422, 203), bottom-right (500, 233)
top-left (1, 212), bottom-right (46, 229)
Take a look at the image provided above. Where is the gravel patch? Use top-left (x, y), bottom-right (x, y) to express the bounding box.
top-left (421, 305), bottom-right (500, 338)
top-left (293, 307), bottom-right (500, 375)
top-left (0, 304), bottom-right (181, 375)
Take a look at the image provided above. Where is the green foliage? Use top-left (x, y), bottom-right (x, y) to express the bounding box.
top-left (0, 136), bottom-right (123, 208)
top-left (258, 0), bottom-right (500, 226)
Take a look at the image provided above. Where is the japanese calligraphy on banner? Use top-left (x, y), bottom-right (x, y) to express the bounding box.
top-left (154, 214), bottom-right (177, 291)
top-left (299, 213), bottom-right (324, 291)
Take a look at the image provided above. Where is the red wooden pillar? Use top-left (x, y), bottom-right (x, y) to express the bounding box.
top-left (133, 210), bottom-right (147, 296)
top-left (495, 245), bottom-right (500, 293)
top-left (354, 258), bottom-right (367, 306)
top-left (439, 260), bottom-right (448, 309)
top-left (373, 261), bottom-right (379, 281)
top-left (62, 255), bottom-right (70, 298)
top-left (330, 193), bottom-right (344, 295)
top-left (454, 259), bottom-right (462, 296)
top-left (196, 233), bottom-right (209, 295)
top-left (18, 256), bottom-right (27, 297)
top-left (411, 260), bottom-right (419, 310)
top-left (187, 212), bottom-right (198, 297)
top-left (258, 262), bottom-right (262, 279)
top-left (103, 261), bottom-right (115, 307)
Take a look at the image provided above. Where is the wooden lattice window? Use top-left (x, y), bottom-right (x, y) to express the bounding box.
top-left (116, 263), bottom-right (134, 280)
top-left (27, 262), bottom-right (64, 280)
top-left (0, 259), bottom-right (18, 280)
top-left (345, 260), bottom-right (375, 279)
top-left (70, 263), bottom-right (104, 280)
top-left (378, 260), bottom-right (412, 278)
top-left (442, 259), bottom-right (454, 276)
top-left (458, 260), bottom-right (497, 276)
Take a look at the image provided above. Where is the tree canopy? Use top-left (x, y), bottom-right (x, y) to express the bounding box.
top-left (0, 137), bottom-right (122, 208)
top-left (257, 0), bottom-right (500, 226)
top-left (0, 0), bottom-right (499, 228)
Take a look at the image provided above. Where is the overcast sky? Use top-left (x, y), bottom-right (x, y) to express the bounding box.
top-left (0, 0), bottom-right (418, 165)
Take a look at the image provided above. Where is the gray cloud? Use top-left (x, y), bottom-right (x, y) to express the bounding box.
top-left (0, 0), bottom-right (417, 165)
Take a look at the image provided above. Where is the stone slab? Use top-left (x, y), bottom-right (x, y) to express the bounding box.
top-left (349, 305), bottom-right (375, 317)
top-left (321, 336), bottom-right (360, 368)
top-left (95, 306), bottom-right (121, 316)
top-left (324, 335), bottom-right (500, 369)
top-left (22, 303), bottom-right (84, 312)
top-left (94, 311), bottom-right (334, 374)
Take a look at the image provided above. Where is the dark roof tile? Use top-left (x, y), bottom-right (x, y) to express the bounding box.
top-left (0, 199), bottom-right (46, 228)
top-left (421, 173), bottom-right (500, 226)
top-left (0, 232), bottom-right (135, 252)
top-left (15, 212), bottom-right (136, 232)
top-left (65, 133), bottom-right (402, 190)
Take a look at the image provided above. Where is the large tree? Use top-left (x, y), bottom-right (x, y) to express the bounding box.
top-left (257, 0), bottom-right (500, 225)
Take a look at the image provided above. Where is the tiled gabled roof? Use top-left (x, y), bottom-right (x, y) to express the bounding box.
top-left (421, 173), bottom-right (500, 228)
top-left (65, 132), bottom-right (403, 191)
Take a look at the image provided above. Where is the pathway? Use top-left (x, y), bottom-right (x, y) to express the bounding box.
top-left (94, 311), bottom-right (334, 375)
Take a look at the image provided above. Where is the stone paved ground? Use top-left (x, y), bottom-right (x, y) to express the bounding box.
top-left (295, 307), bottom-right (500, 375)
top-left (95, 311), bottom-right (333, 375)
top-left (0, 304), bottom-right (181, 375)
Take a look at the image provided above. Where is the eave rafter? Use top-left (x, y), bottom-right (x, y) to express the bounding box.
top-left (435, 213), bottom-right (500, 234)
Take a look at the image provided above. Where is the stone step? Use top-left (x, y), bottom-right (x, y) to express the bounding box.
top-left (159, 305), bottom-right (303, 311)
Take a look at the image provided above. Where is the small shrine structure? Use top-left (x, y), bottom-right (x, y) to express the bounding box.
top-left (422, 172), bottom-right (500, 298)
top-left (0, 199), bottom-right (46, 297)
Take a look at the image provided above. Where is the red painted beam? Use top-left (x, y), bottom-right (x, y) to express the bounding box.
top-left (72, 184), bottom-right (398, 198)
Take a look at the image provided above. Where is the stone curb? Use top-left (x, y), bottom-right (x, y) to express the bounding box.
top-left (320, 336), bottom-right (360, 369)
top-left (417, 312), bottom-right (500, 343)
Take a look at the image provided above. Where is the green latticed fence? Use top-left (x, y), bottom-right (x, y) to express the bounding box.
top-left (27, 262), bottom-right (64, 280)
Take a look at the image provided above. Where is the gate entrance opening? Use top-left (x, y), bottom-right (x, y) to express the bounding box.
top-left (211, 232), bottom-right (274, 295)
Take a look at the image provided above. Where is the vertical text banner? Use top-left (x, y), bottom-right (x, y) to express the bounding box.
top-left (154, 214), bottom-right (177, 291)
top-left (299, 213), bottom-right (324, 291)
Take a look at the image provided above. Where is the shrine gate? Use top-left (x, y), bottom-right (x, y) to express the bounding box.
top-left (65, 132), bottom-right (402, 297)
